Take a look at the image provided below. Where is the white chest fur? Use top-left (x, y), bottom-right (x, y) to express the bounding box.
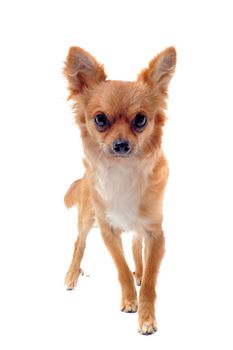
top-left (94, 158), bottom-right (153, 231)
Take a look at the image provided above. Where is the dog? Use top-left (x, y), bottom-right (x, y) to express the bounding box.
top-left (63, 46), bottom-right (176, 335)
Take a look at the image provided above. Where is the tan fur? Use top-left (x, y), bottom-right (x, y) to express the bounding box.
top-left (63, 46), bottom-right (176, 334)
top-left (64, 179), bottom-right (82, 208)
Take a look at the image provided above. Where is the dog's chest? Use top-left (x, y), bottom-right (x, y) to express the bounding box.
top-left (94, 161), bottom-right (149, 231)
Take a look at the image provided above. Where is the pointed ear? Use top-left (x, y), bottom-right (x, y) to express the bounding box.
top-left (138, 47), bottom-right (176, 92)
top-left (63, 46), bottom-right (107, 98)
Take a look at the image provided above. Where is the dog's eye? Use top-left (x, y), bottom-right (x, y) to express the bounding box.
top-left (94, 113), bottom-right (109, 131)
top-left (132, 113), bottom-right (147, 132)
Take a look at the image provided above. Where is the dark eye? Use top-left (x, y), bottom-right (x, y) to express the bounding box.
top-left (94, 113), bottom-right (109, 131)
top-left (132, 113), bottom-right (147, 132)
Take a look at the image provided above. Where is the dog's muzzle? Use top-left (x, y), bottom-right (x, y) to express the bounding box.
top-left (112, 139), bottom-right (131, 155)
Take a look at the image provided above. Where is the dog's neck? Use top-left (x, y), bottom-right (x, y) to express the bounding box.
top-left (84, 144), bottom-right (162, 231)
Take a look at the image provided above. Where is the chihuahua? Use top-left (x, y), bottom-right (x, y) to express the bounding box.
top-left (63, 46), bottom-right (176, 335)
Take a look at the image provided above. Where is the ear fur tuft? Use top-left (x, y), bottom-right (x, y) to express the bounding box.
top-left (138, 46), bottom-right (176, 91)
top-left (64, 46), bottom-right (107, 99)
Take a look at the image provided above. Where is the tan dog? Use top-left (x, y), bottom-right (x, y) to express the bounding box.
top-left (63, 46), bottom-right (176, 335)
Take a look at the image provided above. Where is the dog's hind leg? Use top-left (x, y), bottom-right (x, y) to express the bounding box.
top-left (132, 234), bottom-right (143, 286)
top-left (65, 179), bottom-right (94, 290)
top-left (99, 220), bottom-right (138, 312)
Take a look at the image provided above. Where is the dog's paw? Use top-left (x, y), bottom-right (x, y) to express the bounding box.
top-left (133, 272), bottom-right (142, 286)
top-left (138, 319), bottom-right (157, 335)
top-left (138, 305), bottom-right (157, 335)
top-left (121, 299), bottom-right (138, 313)
top-left (65, 268), bottom-right (84, 290)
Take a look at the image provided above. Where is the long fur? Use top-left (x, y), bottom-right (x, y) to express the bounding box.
top-left (63, 46), bottom-right (176, 335)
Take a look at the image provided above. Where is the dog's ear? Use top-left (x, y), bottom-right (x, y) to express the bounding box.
top-left (64, 47), bottom-right (107, 99)
top-left (138, 47), bottom-right (176, 92)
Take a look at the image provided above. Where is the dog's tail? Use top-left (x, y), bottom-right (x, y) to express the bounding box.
top-left (64, 179), bottom-right (82, 208)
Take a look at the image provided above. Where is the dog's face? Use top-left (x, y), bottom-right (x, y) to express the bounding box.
top-left (64, 47), bottom-right (176, 159)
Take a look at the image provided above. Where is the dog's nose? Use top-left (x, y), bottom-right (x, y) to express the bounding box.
top-left (112, 139), bottom-right (131, 155)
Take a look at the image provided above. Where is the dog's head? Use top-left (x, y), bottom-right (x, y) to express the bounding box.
top-left (64, 46), bottom-right (176, 159)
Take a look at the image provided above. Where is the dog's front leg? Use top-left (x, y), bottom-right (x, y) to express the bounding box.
top-left (99, 219), bottom-right (138, 313)
top-left (65, 192), bottom-right (94, 290)
top-left (138, 227), bottom-right (165, 335)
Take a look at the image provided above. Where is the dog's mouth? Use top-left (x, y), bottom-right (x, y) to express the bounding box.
top-left (110, 152), bottom-right (132, 158)
top-left (104, 148), bottom-right (132, 158)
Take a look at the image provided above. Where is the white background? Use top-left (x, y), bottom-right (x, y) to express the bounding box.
top-left (0, 0), bottom-right (233, 349)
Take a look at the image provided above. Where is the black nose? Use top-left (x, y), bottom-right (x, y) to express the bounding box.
top-left (112, 139), bottom-right (131, 155)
